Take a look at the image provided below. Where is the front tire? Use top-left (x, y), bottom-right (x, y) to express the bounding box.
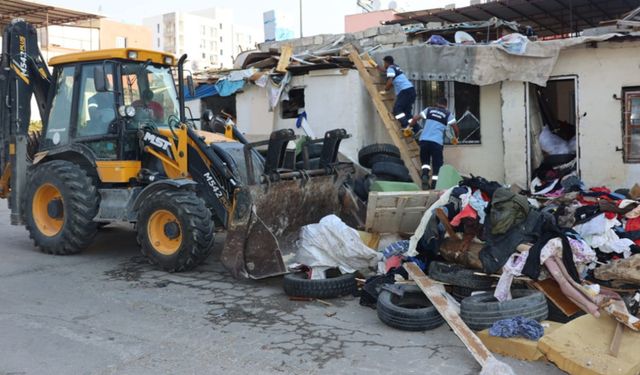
top-left (137, 189), bottom-right (214, 272)
top-left (23, 160), bottom-right (100, 255)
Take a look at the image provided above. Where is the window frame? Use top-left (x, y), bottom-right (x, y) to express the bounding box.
top-left (623, 87), bottom-right (640, 163)
top-left (413, 80), bottom-right (481, 145)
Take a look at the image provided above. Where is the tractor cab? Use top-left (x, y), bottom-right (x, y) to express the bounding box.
top-left (41, 49), bottom-right (180, 167)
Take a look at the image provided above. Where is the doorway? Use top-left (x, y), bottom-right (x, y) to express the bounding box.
top-left (526, 76), bottom-right (579, 190)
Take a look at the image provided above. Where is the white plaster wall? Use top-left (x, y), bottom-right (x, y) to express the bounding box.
top-left (501, 81), bottom-right (529, 188)
top-left (235, 69), bottom-right (390, 163)
top-left (443, 83), bottom-right (504, 182)
top-left (549, 41), bottom-right (640, 188)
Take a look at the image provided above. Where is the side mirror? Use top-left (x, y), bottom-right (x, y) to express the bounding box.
top-left (94, 65), bottom-right (108, 92)
top-left (186, 75), bottom-right (195, 98)
top-left (201, 109), bottom-right (214, 123)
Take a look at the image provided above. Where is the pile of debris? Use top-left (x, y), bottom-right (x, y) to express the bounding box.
top-left (282, 166), bottom-right (640, 375)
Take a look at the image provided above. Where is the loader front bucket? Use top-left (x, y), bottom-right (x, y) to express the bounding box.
top-left (221, 164), bottom-right (353, 279)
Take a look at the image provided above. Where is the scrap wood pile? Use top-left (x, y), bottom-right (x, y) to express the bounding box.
top-left (192, 37), bottom-right (356, 89)
top-left (281, 171), bottom-right (640, 375)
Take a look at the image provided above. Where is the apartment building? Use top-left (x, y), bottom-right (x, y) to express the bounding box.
top-left (144, 8), bottom-right (259, 70)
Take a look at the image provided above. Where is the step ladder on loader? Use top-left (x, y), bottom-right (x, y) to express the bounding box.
top-left (348, 46), bottom-right (422, 185)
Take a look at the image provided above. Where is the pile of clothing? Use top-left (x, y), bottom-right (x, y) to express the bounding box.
top-left (367, 175), bottom-right (640, 322)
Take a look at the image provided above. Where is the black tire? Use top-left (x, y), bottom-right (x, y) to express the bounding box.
top-left (358, 144), bottom-right (400, 168)
top-left (283, 271), bottom-right (356, 299)
top-left (460, 289), bottom-right (548, 331)
top-left (137, 189), bottom-right (215, 272)
top-left (428, 261), bottom-right (494, 289)
top-left (450, 285), bottom-right (492, 303)
top-left (371, 162), bottom-right (411, 182)
top-left (369, 154), bottom-right (405, 166)
top-left (546, 298), bottom-right (584, 323)
top-left (377, 285), bottom-right (444, 331)
top-left (23, 160), bottom-right (99, 255)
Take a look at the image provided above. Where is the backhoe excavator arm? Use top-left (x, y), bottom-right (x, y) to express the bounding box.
top-left (0, 19), bottom-right (52, 223)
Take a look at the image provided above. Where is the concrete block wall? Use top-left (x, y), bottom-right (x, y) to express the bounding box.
top-left (257, 24), bottom-right (407, 54)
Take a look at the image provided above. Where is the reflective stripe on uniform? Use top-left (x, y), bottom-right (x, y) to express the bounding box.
top-left (421, 164), bottom-right (431, 170)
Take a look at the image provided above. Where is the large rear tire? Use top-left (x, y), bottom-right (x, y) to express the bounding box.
top-left (137, 189), bottom-right (214, 272)
top-left (23, 160), bottom-right (99, 255)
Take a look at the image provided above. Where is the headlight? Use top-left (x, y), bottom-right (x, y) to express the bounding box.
top-left (125, 105), bottom-right (136, 117)
top-left (127, 51), bottom-right (138, 59)
top-left (118, 105), bottom-right (136, 118)
top-left (163, 56), bottom-right (173, 65)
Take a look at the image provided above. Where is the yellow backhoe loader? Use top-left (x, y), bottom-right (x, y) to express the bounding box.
top-left (0, 19), bottom-right (354, 279)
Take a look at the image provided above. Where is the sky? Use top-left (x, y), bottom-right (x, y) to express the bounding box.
top-left (39, 0), bottom-right (469, 37)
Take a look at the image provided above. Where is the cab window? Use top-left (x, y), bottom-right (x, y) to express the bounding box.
top-left (76, 64), bottom-right (116, 137)
top-left (45, 66), bottom-right (75, 147)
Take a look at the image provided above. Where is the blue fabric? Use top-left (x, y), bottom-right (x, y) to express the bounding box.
top-left (184, 84), bottom-right (218, 100)
top-left (386, 66), bottom-right (413, 95)
top-left (382, 240), bottom-right (410, 259)
top-left (488, 316), bottom-right (544, 341)
top-left (426, 35), bottom-right (451, 45)
top-left (405, 256), bottom-right (427, 271)
top-left (214, 79), bottom-right (245, 97)
top-left (295, 111), bottom-right (307, 128)
top-left (419, 108), bottom-right (455, 145)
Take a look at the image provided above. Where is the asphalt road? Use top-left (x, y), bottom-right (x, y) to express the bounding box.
top-left (0, 204), bottom-right (565, 375)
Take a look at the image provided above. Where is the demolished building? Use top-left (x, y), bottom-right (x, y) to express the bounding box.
top-left (189, 0), bottom-right (640, 190)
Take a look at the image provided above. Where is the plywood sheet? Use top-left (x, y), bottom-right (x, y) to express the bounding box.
top-left (365, 191), bottom-right (439, 234)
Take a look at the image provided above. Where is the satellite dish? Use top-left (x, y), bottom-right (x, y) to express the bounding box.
top-left (388, 1), bottom-right (398, 10)
top-left (455, 31), bottom-right (476, 44)
top-left (372, 0), bottom-right (381, 10)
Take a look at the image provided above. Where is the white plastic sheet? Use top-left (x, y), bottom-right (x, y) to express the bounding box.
top-left (539, 126), bottom-right (575, 155)
top-left (296, 215), bottom-right (381, 278)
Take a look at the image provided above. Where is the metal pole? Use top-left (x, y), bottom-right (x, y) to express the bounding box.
top-left (299, 0), bottom-right (303, 38)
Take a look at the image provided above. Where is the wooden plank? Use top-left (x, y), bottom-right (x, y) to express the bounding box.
top-left (435, 208), bottom-right (461, 241)
top-left (404, 262), bottom-right (494, 367)
top-left (610, 322), bottom-right (624, 357)
top-left (275, 44), bottom-right (293, 73)
top-left (348, 46), bottom-right (421, 184)
top-left (531, 278), bottom-right (581, 317)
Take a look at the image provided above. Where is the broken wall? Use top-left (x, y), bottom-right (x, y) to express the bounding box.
top-left (257, 24), bottom-right (408, 54)
top-left (235, 69), bottom-right (390, 162)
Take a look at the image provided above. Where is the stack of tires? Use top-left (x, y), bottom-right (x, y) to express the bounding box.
top-left (375, 261), bottom-right (548, 332)
top-left (354, 143), bottom-right (411, 202)
top-left (427, 262), bottom-right (548, 331)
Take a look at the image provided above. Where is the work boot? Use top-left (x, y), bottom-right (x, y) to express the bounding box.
top-left (422, 176), bottom-right (432, 190)
top-left (403, 127), bottom-right (414, 138)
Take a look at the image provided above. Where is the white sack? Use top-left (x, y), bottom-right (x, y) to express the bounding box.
top-left (296, 215), bottom-right (381, 275)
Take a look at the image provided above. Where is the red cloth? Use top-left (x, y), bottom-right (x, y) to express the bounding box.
top-left (625, 217), bottom-right (640, 232)
top-left (385, 255), bottom-right (403, 272)
top-left (590, 187), bottom-right (611, 194)
top-left (450, 204), bottom-right (478, 227)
